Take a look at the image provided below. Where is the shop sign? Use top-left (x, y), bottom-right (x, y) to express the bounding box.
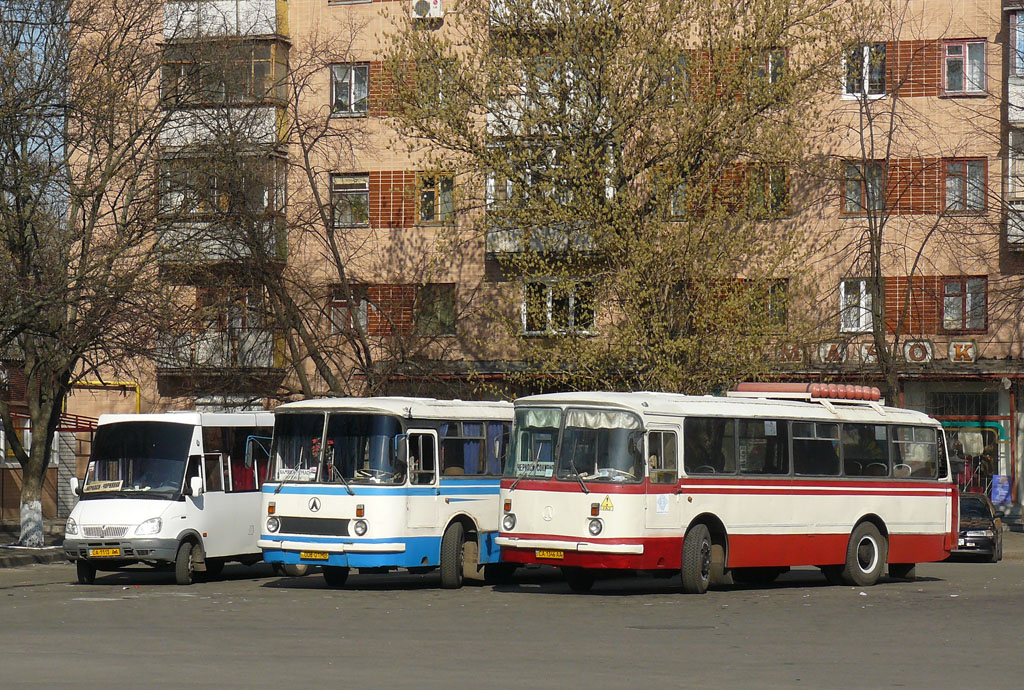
top-left (903, 340), bottom-right (933, 363)
top-left (859, 343), bottom-right (877, 363)
top-left (817, 342), bottom-right (847, 363)
top-left (948, 340), bottom-right (977, 363)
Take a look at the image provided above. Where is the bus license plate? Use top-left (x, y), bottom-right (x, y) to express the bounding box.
top-left (89, 548), bottom-right (121, 558)
top-left (535, 549), bottom-right (564, 560)
top-left (300, 551), bottom-right (329, 561)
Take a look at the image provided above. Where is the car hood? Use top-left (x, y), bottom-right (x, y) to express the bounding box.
top-left (71, 498), bottom-right (175, 526)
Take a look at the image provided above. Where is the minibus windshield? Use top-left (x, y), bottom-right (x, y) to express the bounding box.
top-left (82, 422), bottom-right (193, 499)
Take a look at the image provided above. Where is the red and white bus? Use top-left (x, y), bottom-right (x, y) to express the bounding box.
top-left (496, 385), bottom-right (957, 593)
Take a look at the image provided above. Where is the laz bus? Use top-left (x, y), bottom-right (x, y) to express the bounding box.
top-left (497, 385), bottom-right (957, 593)
top-left (259, 398), bottom-right (514, 588)
top-left (64, 411), bottom-right (274, 585)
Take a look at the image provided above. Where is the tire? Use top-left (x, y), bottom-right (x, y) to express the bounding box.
top-left (561, 566), bottom-right (596, 593)
top-left (174, 541), bottom-right (196, 586)
top-left (681, 524), bottom-right (712, 594)
top-left (483, 562), bottom-right (517, 585)
top-left (821, 565), bottom-right (844, 585)
top-left (840, 522), bottom-right (887, 586)
top-left (283, 563), bottom-right (310, 577)
top-left (322, 566), bottom-right (350, 587)
top-left (76, 561), bottom-right (96, 585)
top-left (731, 566), bottom-right (788, 585)
top-left (888, 563), bottom-right (916, 579)
top-left (439, 522), bottom-right (466, 589)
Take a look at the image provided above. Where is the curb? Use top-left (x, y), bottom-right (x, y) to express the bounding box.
top-left (0, 547), bottom-right (66, 569)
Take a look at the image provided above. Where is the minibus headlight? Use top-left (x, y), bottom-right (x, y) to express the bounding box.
top-left (502, 513), bottom-right (517, 531)
top-left (353, 519), bottom-right (368, 536)
top-left (588, 518), bottom-right (603, 536)
top-left (266, 516), bottom-right (280, 533)
top-left (65, 517), bottom-right (78, 536)
top-left (134, 517), bottom-right (162, 536)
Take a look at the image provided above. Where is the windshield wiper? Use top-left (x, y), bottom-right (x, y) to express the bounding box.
top-left (509, 445), bottom-right (544, 492)
top-left (327, 461), bottom-right (355, 496)
top-left (565, 438), bottom-right (590, 494)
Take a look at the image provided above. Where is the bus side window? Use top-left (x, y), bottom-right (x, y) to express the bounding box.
top-left (793, 423), bottom-right (840, 476)
top-left (186, 455), bottom-right (202, 492)
top-left (410, 434), bottom-right (436, 485)
top-left (649, 431), bottom-right (677, 484)
top-left (841, 424), bottom-right (890, 477)
top-left (204, 454), bottom-right (224, 492)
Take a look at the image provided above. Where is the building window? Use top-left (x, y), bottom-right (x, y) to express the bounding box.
top-left (416, 284), bottom-right (456, 336)
top-left (330, 174), bottom-right (369, 228)
top-left (669, 180), bottom-right (688, 219)
top-left (1011, 131), bottom-right (1024, 200)
top-left (329, 285), bottom-right (368, 334)
top-left (843, 162), bottom-right (885, 213)
top-left (944, 159), bottom-right (985, 212)
top-left (942, 277), bottom-right (986, 332)
top-left (944, 40), bottom-right (985, 95)
top-left (753, 280), bottom-right (788, 330)
top-left (522, 279), bottom-right (596, 335)
top-left (161, 42), bottom-right (286, 106)
top-left (840, 278), bottom-right (873, 333)
top-left (750, 166), bottom-right (789, 217)
top-left (417, 173), bottom-right (454, 224)
top-left (756, 49), bottom-right (785, 85)
top-left (843, 43), bottom-right (886, 97)
top-left (1013, 14), bottom-right (1024, 77)
top-left (330, 63), bottom-right (369, 115)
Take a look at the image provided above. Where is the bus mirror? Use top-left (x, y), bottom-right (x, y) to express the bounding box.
top-left (493, 437), bottom-right (502, 464)
top-left (69, 477), bottom-right (81, 497)
top-left (950, 458), bottom-right (965, 476)
top-left (245, 441), bottom-right (253, 468)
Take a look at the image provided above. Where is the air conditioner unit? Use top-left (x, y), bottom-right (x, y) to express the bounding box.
top-left (412, 0), bottom-right (443, 19)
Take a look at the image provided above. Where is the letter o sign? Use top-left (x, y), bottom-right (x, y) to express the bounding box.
top-left (907, 342), bottom-right (929, 362)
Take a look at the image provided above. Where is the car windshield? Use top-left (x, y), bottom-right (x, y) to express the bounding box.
top-left (556, 409), bottom-right (644, 483)
top-left (504, 406), bottom-right (644, 483)
top-left (82, 421), bottom-right (193, 499)
top-left (271, 412), bottom-right (406, 484)
top-left (960, 496), bottom-right (992, 519)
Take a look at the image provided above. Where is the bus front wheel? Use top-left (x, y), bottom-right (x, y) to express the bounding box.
top-left (76, 561), bottom-right (96, 585)
top-left (561, 567), bottom-right (595, 593)
top-left (841, 522), bottom-right (887, 586)
top-left (323, 566), bottom-right (350, 587)
top-left (439, 522), bottom-right (465, 589)
top-left (681, 524), bottom-right (712, 594)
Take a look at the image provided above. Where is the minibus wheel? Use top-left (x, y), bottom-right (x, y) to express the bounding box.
top-left (76, 561), bottom-right (96, 585)
top-left (174, 541), bottom-right (196, 585)
top-left (439, 522), bottom-right (465, 589)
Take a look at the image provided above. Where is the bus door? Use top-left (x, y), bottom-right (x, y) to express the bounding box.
top-left (406, 430), bottom-right (439, 529)
top-left (645, 427), bottom-right (681, 529)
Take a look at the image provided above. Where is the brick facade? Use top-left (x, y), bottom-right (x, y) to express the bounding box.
top-left (368, 171), bottom-right (417, 229)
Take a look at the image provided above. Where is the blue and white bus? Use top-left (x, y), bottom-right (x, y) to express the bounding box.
top-left (259, 397), bottom-right (514, 588)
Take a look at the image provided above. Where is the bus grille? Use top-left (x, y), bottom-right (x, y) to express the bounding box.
top-left (279, 517), bottom-right (350, 536)
top-left (82, 525), bottom-right (129, 538)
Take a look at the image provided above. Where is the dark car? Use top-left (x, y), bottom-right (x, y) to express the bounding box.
top-left (951, 493), bottom-right (1003, 563)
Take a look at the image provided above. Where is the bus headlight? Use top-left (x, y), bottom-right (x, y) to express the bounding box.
top-left (353, 519), bottom-right (368, 536)
top-left (502, 513), bottom-right (517, 531)
top-left (65, 517), bottom-right (78, 536)
top-left (266, 516), bottom-right (280, 533)
top-left (134, 517), bottom-right (162, 536)
top-left (588, 518), bottom-right (603, 536)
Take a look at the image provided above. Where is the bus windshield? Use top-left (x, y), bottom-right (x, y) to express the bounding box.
top-left (82, 421), bottom-right (193, 499)
top-left (505, 407), bottom-right (644, 483)
top-left (272, 412), bottom-right (406, 484)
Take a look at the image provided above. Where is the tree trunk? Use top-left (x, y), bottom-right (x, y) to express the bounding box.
top-left (18, 449), bottom-right (46, 547)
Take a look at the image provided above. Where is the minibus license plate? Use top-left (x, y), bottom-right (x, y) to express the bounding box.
top-left (300, 551), bottom-right (329, 561)
top-left (89, 548), bottom-right (121, 558)
top-left (535, 549), bottom-right (563, 560)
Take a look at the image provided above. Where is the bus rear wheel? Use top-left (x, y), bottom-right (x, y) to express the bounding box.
top-left (681, 524), bottom-right (712, 594)
top-left (439, 522), bottom-right (465, 589)
top-left (323, 566), bottom-right (350, 588)
top-left (841, 522), bottom-right (887, 586)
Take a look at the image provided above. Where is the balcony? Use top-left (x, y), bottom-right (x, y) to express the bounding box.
top-left (164, 0), bottom-right (285, 40)
top-left (157, 217), bottom-right (285, 265)
top-left (486, 223), bottom-right (596, 255)
top-left (156, 327), bottom-right (285, 397)
top-left (1008, 200), bottom-right (1024, 250)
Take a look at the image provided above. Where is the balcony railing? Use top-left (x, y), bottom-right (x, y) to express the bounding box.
top-left (157, 218), bottom-right (284, 264)
top-left (1008, 199), bottom-right (1024, 250)
top-left (157, 328), bottom-right (276, 370)
top-left (485, 223), bottom-right (597, 255)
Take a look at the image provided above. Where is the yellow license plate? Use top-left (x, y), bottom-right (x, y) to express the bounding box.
top-left (89, 548), bottom-right (121, 558)
top-left (300, 551), bottom-right (329, 561)
top-left (535, 549), bottom-right (564, 560)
